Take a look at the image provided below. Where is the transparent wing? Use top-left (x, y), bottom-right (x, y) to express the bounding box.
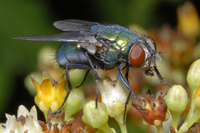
top-left (13, 31), bottom-right (97, 43)
top-left (53, 19), bottom-right (99, 31)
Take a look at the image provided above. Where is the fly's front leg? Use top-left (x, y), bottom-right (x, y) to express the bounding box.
top-left (154, 67), bottom-right (172, 87)
top-left (125, 66), bottom-right (130, 84)
top-left (117, 65), bottom-right (139, 101)
top-left (85, 52), bottom-right (100, 108)
top-left (117, 64), bottom-right (139, 124)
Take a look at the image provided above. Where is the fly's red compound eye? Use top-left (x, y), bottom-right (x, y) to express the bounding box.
top-left (146, 36), bottom-right (156, 49)
top-left (129, 44), bottom-right (145, 67)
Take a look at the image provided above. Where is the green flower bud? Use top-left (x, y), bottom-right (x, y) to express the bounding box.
top-left (64, 88), bottom-right (86, 121)
top-left (187, 59), bottom-right (200, 92)
top-left (185, 59), bottom-right (200, 123)
top-left (164, 85), bottom-right (189, 129)
top-left (82, 100), bottom-right (108, 128)
top-left (164, 85), bottom-right (189, 114)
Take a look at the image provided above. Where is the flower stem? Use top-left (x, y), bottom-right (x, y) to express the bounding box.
top-left (156, 124), bottom-right (164, 133)
top-left (185, 93), bottom-right (195, 121)
top-left (171, 112), bottom-right (180, 131)
top-left (178, 108), bottom-right (200, 133)
top-left (115, 114), bottom-right (127, 133)
top-left (98, 123), bottom-right (116, 133)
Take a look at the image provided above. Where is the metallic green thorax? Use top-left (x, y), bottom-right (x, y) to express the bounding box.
top-left (91, 25), bottom-right (139, 65)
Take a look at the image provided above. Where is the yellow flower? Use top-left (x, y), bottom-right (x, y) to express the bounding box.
top-left (177, 2), bottom-right (200, 39)
top-left (31, 71), bottom-right (67, 118)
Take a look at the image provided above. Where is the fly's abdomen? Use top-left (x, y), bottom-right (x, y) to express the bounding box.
top-left (56, 42), bottom-right (89, 68)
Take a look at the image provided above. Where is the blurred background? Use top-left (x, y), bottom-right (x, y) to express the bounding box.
top-left (0, 0), bottom-right (199, 132)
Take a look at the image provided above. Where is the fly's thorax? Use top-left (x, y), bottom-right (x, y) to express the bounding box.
top-left (128, 36), bottom-right (162, 70)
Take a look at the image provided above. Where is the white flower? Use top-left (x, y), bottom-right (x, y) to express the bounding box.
top-left (0, 105), bottom-right (42, 133)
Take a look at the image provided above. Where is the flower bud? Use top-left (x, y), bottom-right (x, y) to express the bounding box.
top-left (187, 59), bottom-right (200, 93)
top-left (185, 59), bottom-right (200, 123)
top-left (194, 85), bottom-right (200, 109)
top-left (164, 85), bottom-right (189, 130)
top-left (82, 100), bottom-right (108, 128)
top-left (64, 88), bottom-right (86, 120)
top-left (178, 84), bottom-right (200, 132)
top-left (82, 101), bottom-right (116, 133)
top-left (164, 85), bottom-right (189, 114)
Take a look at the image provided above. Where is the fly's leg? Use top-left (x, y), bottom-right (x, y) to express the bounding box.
top-left (53, 64), bottom-right (72, 114)
top-left (117, 64), bottom-right (140, 124)
top-left (124, 66), bottom-right (131, 124)
top-left (53, 64), bottom-right (91, 114)
top-left (117, 65), bottom-right (139, 101)
top-left (151, 54), bottom-right (171, 87)
top-left (85, 52), bottom-right (100, 108)
top-left (124, 91), bottom-right (131, 124)
top-left (75, 70), bottom-right (90, 88)
top-left (125, 66), bottom-right (130, 84)
top-left (154, 67), bottom-right (172, 87)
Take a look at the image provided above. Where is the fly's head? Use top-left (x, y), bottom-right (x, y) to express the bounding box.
top-left (128, 36), bottom-right (162, 76)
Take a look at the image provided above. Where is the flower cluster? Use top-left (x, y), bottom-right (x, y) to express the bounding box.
top-left (0, 105), bottom-right (42, 133)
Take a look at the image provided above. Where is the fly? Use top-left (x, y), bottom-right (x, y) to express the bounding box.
top-left (13, 19), bottom-right (172, 118)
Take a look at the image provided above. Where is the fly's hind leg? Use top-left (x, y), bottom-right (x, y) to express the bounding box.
top-left (85, 52), bottom-right (100, 108)
top-left (75, 70), bottom-right (90, 88)
top-left (53, 64), bottom-right (72, 114)
top-left (52, 63), bottom-right (91, 114)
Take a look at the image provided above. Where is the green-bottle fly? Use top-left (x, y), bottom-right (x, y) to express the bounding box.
top-left (14, 19), bottom-right (171, 116)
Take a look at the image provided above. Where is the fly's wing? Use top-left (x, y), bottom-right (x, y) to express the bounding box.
top-left (13, 32), bottom-right (97, 43)
top-left (53, 19), bottom-right (99, 31)
top-left (13, 20), bottom-right (99, 43)
top-left (13, 19), bottom-right (102, 54)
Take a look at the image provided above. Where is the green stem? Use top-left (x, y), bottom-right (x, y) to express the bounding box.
top-left (178, 108), bottom-right (200, 133)
top-left (43, 111), bottom-right (47, 121)
top-left (118, 123), bottom-right (127, 133)
top-left (185, 93), bottom-right (195, 121)
top-left (115, 114), bottom-right (127, 133)
top-left (98, 123), bottom-right (116, 133)
top-left (156, 124), bottom-right (164, 133)
top-left (171, 112), bottom-right (180, 131)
